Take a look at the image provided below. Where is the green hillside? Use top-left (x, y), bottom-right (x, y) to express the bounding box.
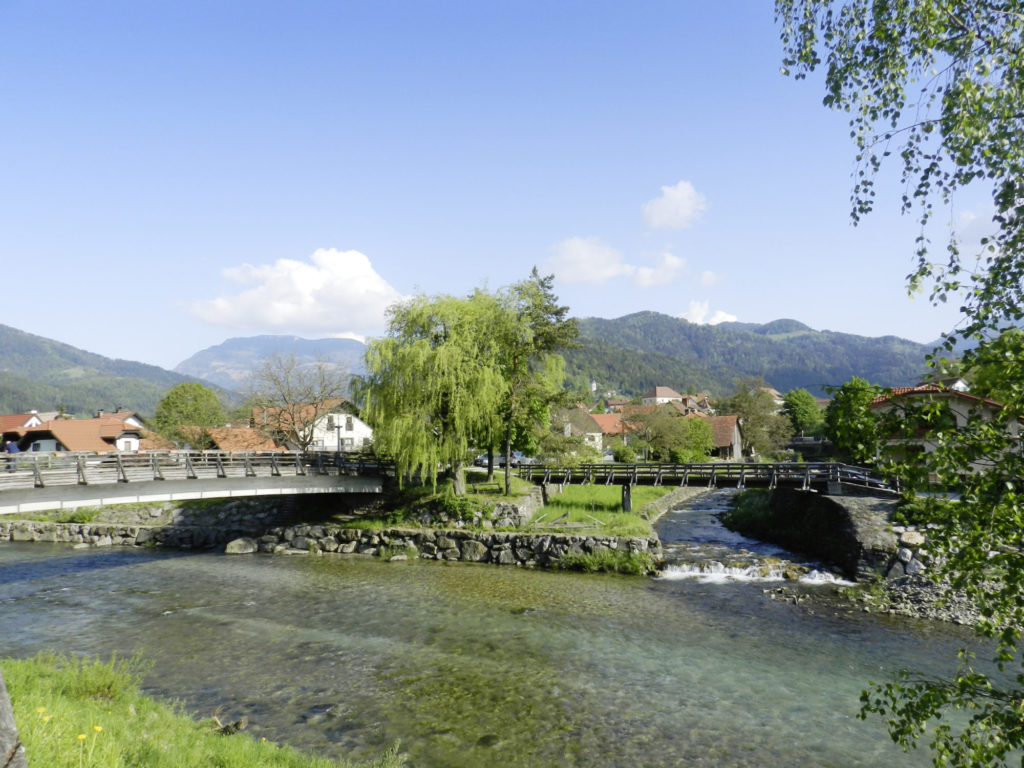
top-left (0, 324), bottom-right (232, 417)
top-left (565, 312), bottom-right (932, 397)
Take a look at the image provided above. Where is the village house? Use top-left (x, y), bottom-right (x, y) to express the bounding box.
top-left (17, 414), bottom-right (145, 453)
top-left (551, 407), bottom-right (604, 452)
top-left (869, 385), bottom-right (1019, 472)
top-left (641, 386), bottom-right (684, 406)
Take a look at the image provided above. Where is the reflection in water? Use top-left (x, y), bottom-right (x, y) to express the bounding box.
top-left (0, 496), bottom-right (978, 767)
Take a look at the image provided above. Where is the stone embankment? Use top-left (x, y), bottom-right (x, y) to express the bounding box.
top-left (0, 490), bottom-right (665, 571)
top-left (224, 525), bottom-right (661, 567)
top-left (761, 488), bottom-right (979, 625)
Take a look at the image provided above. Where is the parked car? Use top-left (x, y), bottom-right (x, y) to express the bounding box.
top-left (472, 453), bottom-right (490, 467)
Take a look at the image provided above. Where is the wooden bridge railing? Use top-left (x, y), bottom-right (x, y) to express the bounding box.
top-left (0, 450), bottom-right (393, 492)
top-left (517, 461), bottom-right (895, 493)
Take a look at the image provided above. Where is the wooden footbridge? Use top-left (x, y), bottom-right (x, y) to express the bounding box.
top-left (0, 450), bottom-right (393, 515)
top-left (517, 462), bottom-right (895, 494)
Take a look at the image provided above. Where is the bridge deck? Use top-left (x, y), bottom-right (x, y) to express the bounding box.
top-left (0, 450), bottom-right (393, 515)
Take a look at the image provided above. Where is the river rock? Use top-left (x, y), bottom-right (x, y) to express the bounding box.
top-left (899, 530), bottom-right (926, 547)
top-left (225, 537), bottom-right (258, 554)
top-left (460, 540), bottom-right (490, 562)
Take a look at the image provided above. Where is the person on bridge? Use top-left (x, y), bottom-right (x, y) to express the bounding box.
top-left (5, 440), bottom-right (19, 472)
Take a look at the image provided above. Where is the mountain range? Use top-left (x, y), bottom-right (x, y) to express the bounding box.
top-left (0, 313), bottom-right (938, 416)
top-left (173, 335), bottom-right (367, 392)
top-left (565, 312), bottom-right (935, 397)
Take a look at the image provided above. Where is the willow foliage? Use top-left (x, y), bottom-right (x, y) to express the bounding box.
top-left (360, 292), bottom-right (508, 495)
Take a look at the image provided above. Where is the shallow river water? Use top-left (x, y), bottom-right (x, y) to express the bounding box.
top-left (0, 491), bottom-right (983, 767)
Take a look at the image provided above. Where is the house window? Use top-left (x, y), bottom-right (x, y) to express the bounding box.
top-left (346, 416), bottom-right (353, 431)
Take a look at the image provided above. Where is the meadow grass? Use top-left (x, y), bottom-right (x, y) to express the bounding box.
top-left (535, 485), bottom-right (670, 537)
top-left (3, 653), bottom-right (404, 768)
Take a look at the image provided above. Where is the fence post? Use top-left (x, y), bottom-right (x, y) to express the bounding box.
top-left (0, 666), bottom-right (28, 768)
top-left (621, 483), bottom-right (632, 512)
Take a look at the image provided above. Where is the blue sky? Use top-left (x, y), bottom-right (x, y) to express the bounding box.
top-left (0, 1), bottom-right (977, 370)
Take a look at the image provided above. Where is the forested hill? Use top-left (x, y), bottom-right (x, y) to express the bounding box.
top-left (564, 312), bottom-right (934, 397)
top-left (0, 324), bottom-right (228, 417)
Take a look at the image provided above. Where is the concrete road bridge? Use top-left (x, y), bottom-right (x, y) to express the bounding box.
top-left (517, 461), bottom-right (896, 495)
top-left (0, 450), bottom-right (393, 516)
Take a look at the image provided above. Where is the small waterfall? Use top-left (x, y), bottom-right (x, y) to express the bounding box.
top-left (655, 489), bottom-right (851, 585)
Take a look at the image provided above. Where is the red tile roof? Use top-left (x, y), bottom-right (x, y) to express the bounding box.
top-left (870, 386), bottom-right (1003, 409)
top-left (590, 413), bottom-right (625, 435)
top-left (0, 413), bottom-right (41, 435)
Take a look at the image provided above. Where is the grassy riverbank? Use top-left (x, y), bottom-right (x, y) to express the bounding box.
top-left (3, 654), bottom-right (405, 768)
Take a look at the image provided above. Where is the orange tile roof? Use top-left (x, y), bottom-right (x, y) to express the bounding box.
top-left (0, 413), bottom-right (41, 435)
top-left (590, 413), bottom-right (625, 435)
top-left (705, 414), bottom-right (740, 449)
top-left (16, 416), bottom-right (144, 452)
top-left (205, 427), bottom-right (280, 452)
top-left (870, 386), bottom-right (1003, 409)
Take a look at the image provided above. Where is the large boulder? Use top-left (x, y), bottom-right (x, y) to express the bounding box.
top-left (225, 537), bottom-right (258, 555)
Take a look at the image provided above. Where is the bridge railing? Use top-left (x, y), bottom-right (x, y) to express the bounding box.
top-left (0, 450), bottom-right (393, 492)
top-left (517, 461), bottom-right (895, 492)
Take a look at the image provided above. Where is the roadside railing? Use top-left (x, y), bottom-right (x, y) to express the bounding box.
top-left (0, 450), bottom-right (393, 492)
top-left (517, 461), bottom-right (896, 493)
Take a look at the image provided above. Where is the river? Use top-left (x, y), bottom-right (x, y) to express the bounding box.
top-left (0, 490), bottom-right (981, 767)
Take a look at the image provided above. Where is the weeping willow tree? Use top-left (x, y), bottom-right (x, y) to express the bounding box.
top-left (359, 291), bottom-right (508, 495)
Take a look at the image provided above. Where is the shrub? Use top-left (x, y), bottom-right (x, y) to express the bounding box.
top-left (556, 549), bottom-right (657, 576)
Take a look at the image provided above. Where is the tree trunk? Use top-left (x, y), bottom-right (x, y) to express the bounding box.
top-left (503, 425), bottom-right (513, 496)
top-left (452, 460), bottom-right (467, 495)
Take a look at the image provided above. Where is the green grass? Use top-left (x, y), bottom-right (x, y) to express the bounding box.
top-left (555, 549), bottom-right (658, 575)
top-left (717, 489), bottom-right (774, 539)
top-left (15, 508), bottom-right (101, 524)
top-left (3, 653), bottom-right (405, 768)
top-left (339, 472), bottom-right (535, 530)
top-left (535, 485), bottom-right (668, 537)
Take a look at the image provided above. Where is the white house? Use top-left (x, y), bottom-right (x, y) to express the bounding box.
top-left (313, 408), bottom-right (374, 451)
top-left (641, 386), bottom-right (683, 406)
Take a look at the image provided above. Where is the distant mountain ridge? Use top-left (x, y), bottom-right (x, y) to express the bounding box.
top-left (0, 313), bottom-right (935, 419)
top-left (566, 312), bottom-right (933, 397)
top-left (0, 324), bottom-right (229, 417)
top-left (174, 335), bottom-right (368, 392)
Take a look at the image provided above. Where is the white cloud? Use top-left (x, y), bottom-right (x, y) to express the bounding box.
top-left (547, 237), bottom-right (632, 284)
top-left (633, 252), bottom-right (686, 288)
top-left (681, 300), bottom-right (737, 325)
top-left (191, 248), bottom-right (404, 335)
top-left (699, 270), bottom-right (720, 288)
top-left (643, 180), bottom-right (708, 229)
top-left (548, 238), bottom-right (686, 288)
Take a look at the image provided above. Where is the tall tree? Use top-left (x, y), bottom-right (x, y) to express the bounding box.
top-left (783, 388), bottom-right (823, 436)
top-left (779, 3), bottom-right (1024, 763)
top-left (717, 377), bottom-right (793, 458)
top-left (359, 292), bottom-right (506, 495)
top-left (249, 352), bottom-right (348, 451)
top-left (823, 377), bottom-right (880, 464)
top-left (153, 382), bottom-right (226, 448)
top-left (495, 268), bottom-right (579, 494)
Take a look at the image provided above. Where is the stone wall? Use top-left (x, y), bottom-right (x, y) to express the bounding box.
top-left (227, 524), bottom-right (662, 568)
top-left (766, 488), bottom-right (928, 581)
top-left (0, 488), bottom-right (662, 571)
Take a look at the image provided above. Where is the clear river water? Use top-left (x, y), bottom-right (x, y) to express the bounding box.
top-left (0, 490), bottom-right (982, 767)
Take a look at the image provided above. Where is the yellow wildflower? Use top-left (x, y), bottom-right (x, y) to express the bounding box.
top-left (35, 706), bottom-right (46, 714)
top-left (93, 726), bottom-right (102, 733)
top-left (77, 734), bottom-right (87, 741)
